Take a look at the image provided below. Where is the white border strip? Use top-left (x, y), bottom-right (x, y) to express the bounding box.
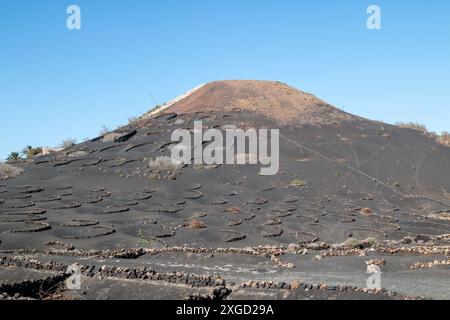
top-left (144, 83), bottom-right (206, 118)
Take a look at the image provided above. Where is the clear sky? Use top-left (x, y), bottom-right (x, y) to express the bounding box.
top-left (1, 0), bottom-right (449, 160)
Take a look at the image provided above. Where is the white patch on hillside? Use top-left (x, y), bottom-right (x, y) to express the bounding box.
top-left (144, 83), bottom-right (206, 118)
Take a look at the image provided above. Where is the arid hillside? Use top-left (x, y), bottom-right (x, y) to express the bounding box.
top-left (1, 81), bottom-right (449, 300)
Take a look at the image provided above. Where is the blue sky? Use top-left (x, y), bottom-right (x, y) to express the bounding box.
top-left (0, 0), bottom-right (449, 160)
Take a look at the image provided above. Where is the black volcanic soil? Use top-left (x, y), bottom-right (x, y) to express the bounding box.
top-left (1, 81), bottom-right (450, 300)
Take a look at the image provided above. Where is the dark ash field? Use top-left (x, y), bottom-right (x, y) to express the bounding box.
top-left (1, 81), bottom-right (449, 300)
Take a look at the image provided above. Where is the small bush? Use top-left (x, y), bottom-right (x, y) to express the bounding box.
top-left (0, 162), bottom-right (24, 180)
top-left (147, 157), bottom-right (181, 171)
top-left (60, 138), bottom-right (77, 149)
top-left (290, 178), bottom-right (306, 187)
top-left (21, 146), bottom-right (43, 159)
top-left (340, 238), bottom-right (362, 248)
top-left (102, 132), bottom-right (121, 143)
top-left (396, 122), bottom-right (428, 133)
top-left (339, 237), bottom-right (377, 249)
top-left (137, 230), bottom-right (157, 247)
top-left (187, 219), bottom-right (207, 230)
top-left (128, 116), bottom-right (138, 124)
top-left (396, 123), bottom-right (449, 147)
top-left (437, 132), bottom-right (450, 146)
top-left (363, 237), bottom-right (377, 247)
top-left (148, 105), bottom-right (161, 113)
top-left (100, 126), bottom-right (110, 136)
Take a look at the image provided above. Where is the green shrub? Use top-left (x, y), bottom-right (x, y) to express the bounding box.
top-left (340, 238), bottom-right (361, 248)
top-left (21, 146), bottom-right (43, 159)
top-left (363, 237), bottom-right (377, 247)
top-left (6, 152), bottom-right (22, 162)
top-left (339, 237), bottom-right (377, 249)
top-left (290, 178), bottom-right (306, 187)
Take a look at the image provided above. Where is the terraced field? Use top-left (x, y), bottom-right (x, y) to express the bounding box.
top-left (1, 81), bottom-right (449, 300)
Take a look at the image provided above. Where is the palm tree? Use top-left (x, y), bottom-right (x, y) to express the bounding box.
top-left (6, 152), bottom-right (21, 162)
top-left (21, 145), bottom-right (33, 159)
top-left (21, 145), bottom-right (42, 159)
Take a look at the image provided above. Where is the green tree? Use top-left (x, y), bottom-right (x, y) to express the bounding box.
top-left (21, 146), bottom-right (33, 158)
top-left (6, 152), bottom-right (21, 162)
top-left (21, 146), bottom-right (42, 159)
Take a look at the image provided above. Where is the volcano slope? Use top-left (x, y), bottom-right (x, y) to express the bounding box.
top-left (1, 80), bottom-right (450, 300)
